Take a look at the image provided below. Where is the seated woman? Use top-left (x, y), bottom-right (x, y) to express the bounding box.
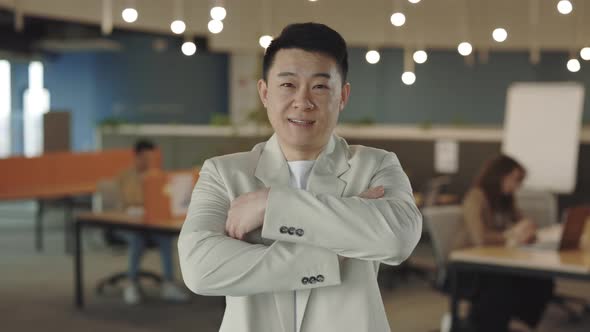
top-left (456, 154), bottom-right (554, 332)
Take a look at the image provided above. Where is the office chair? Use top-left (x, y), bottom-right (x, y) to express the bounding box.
top-left (379, 176), bottom-right (457, 289)
top-left (93, 179), bottom-right (162, 295)
top-left (422, 175), bottom-right (453, 208)
top-left (515, 189), bottom-right (558, 228)
top-left (516, 190), bottom-right (590, 322)
top-left (423, 205), bottom-right (477, 332)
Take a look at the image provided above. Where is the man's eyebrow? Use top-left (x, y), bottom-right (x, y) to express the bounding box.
top-left (276, 72), bottom-right (331, 79)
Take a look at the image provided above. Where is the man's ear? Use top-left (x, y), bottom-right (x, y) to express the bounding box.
top-left (257, 79), bottom-right (268, 108)
top-left (339, 82), bottom-right (351, 112)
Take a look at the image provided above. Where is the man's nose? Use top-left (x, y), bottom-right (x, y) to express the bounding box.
top-left (293, 88), bottom-right (315, 111)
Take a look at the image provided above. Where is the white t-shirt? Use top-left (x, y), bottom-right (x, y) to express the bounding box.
top-left (287, 160), bottom-right (315, 190)
top-left (286, 159), bottom-right (315, 332)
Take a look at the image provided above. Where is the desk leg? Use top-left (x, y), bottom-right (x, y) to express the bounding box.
top-left (35, 200), bottom-right (44, 252)
top-left (64, 198), bottom-right (74, 254)
top-left (74, 220), bottom-right (84, 309)
top-left (450, 264), bottom-right (460, 332)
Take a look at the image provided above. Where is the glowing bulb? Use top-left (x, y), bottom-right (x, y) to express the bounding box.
top-left (170, 20), bottom-right (186, 34)
top-left (580, 47), bottom-right (590, 61)
top-left (259, 35), bottom-right (273, 49)
top-left (492, 28), bottom-right (508, 42)
top-left (181, 42), bottom-right (196, 56)
top-left (365, 50), bottom-right (380, 64)
top-left (208, 19), bottom-right (223, 34)
top-left (567, 58), bottom-right (580, 72)
top-left (408, 0), bottom-right (421, 3)
top-left (390, 12), bottom-right (406, 27)
top-left (401, 72), bottom-right (416, 85)
top-left (413, 50), bottom-right (428, 64)
top-left (557, 0), bottom-right (573, 15)
top-left (122, 8), bottom-right (138, 23)
top-left (457, 42), bottom-right (472, 56)
top-left (210, 6), bottom-right (227, 20)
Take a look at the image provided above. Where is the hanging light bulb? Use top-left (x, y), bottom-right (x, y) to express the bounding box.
top-left (122, 7), bottom-right (138, 23)
top-left (182, 41), bottom-right (196, 56)
top-left (259, 35), bottom-right (273, 49)
top-left (365, 50), bottom-right (381, 64)
top-left (457, 42), bottom-right (472, 56)
top-left (210, 6), bottom-right (227, 20)
top-left (401, 72), bottom-right (416, 85)
top-left (390, 12), bottom-right (406, 27)
top-left (208, 19), bottom-right (224, 34)
top-left (413, 50), bottom-right (428, 64)
top-left (567, 58), bottom-right (581, 72)
top-left (580, 47), bottom-right (590, 61)
top-left (557, 0), bottom-right (573, 15)
top-left (492, 28), bottom-right (508, 42)
top-left (170, 0), bottom-right (186, 34)
top-left (170, 20), bottom-right (186, 34)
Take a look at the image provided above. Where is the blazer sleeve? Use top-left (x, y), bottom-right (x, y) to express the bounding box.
top-left (261, 152), bottom-right (422, 266)
top-left (178, 159), bottom-right (341, 297)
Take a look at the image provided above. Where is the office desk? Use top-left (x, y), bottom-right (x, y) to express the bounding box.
top-left (0, 184), bottom-right (95, 253)
top-left (74, 212), bottom-right (183, 309)
top-left (448, 247), bottom-right (590, 331)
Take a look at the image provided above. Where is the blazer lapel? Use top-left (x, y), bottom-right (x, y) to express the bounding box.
top-left (254, 134), bottom-right (294, 332)
top-left (254, 134), bottom-right (290, 188)
top-left (296, 135), bottom-right (350, 329)
top-left (306, 135), bottom-right (350, 196)
top-left (253, 134), bottom-right (351, 332)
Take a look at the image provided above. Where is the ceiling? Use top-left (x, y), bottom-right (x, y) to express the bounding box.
top-left (0, 0), bottom-right (588, 53)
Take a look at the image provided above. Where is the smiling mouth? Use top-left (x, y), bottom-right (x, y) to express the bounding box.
top-left (288, 118), bottom-right (316, 126)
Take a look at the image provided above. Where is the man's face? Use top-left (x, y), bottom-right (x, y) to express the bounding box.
top-left (135, 150), bottom-right (151, 173)
top-left (257, 49), bottom-right (350, 156)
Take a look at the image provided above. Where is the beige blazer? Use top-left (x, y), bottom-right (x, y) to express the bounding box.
top-left (178, 134), bottom-right (422, 332)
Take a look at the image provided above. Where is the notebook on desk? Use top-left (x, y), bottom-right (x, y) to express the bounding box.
top-left (523, 207), bottom-right (590, 251)
top-left (524, 224), bottom-right (562, 250)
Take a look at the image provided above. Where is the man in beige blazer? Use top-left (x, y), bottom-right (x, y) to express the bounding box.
top-left (178, 22), bottom-right (422, 332)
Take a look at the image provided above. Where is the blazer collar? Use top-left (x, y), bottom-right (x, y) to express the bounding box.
top-left (254, 133), bottom-right (350, 191)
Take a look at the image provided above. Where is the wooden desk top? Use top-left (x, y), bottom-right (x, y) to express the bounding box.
top-left (75, 211), bottom-right (184, 231)
top-left (0, 183), bottom-right (96, 201)
top-left (414, 193), bottom-right (459, 208)
top-left (450, 246), bottom-right (590, 275)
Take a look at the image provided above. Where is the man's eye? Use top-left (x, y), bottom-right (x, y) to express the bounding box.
top-left (280, 83), bottom-right (295, 88)
top-left (314, 84), bottom-right (328, 89)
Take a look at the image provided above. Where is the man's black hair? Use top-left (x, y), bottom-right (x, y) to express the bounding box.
top-left (134, 139), bottom-right (156, 154)
top-left (262, 22), bottom-right (348, 84)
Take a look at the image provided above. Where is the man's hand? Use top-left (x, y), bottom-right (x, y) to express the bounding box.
top-left (226, 188), bottom-right (270, 240)
top-left (358, 186), bottom-right (385, 199)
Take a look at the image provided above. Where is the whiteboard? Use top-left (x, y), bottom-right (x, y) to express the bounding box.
top-left (502, 82), bottom-right (584, 194)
